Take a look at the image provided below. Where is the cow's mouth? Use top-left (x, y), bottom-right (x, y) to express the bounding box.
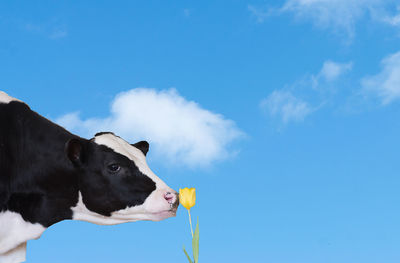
top-left (158, 208), bottom-right (177, 216)
top-left (151, 208), bottom-right (177, 221)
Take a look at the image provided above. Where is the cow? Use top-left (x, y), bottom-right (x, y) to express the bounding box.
top-left (0, 91), bottom-right (179, 263)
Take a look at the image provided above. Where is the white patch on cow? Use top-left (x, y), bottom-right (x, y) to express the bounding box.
top-left (0, 242), bottom-right (26, 263)
top-left (71, 192), bottom-right (129, 225)
top-left (71, 133), bottom-right (176, 225)
top-left (0, 211), bottom-right (45, 259)
top-left (0, 91), bottom-right (22, 104)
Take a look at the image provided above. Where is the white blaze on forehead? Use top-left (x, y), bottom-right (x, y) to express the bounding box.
top-left (93, 133), bottom-right (168, 189)
top-left (0, 91), bottom-right (22, 104)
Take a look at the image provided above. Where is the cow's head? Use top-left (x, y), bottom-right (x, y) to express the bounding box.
top-left (66, 132), bottom-right (178, 225)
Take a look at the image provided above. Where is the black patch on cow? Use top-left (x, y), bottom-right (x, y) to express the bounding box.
top-left (0, 101), bottom-right (79, 227)
top-left (0, 100), bottom-right (157, 227)
top-left (77, 143), bottom-right (156, 216)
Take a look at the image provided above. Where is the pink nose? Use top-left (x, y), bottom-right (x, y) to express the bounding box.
top-left (164, 191), bottom-right (179, 209)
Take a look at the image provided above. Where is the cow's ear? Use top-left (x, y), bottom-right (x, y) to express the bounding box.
top-left (132, 141), bottom-right (149, 156)
top-left (65, 138), bottom-right (86, 165)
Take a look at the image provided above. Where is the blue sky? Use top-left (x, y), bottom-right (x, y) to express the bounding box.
top-left (1, 1), bottom-right (400, 262)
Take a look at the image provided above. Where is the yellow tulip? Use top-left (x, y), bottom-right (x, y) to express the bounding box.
top-left (180, 187), bottom-right (200, 263)
top-left (179, 188), bottom-right (196, 210)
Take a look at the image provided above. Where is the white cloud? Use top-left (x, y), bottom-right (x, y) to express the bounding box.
top-left (250, 0), bottom-right (399, 40)
top-left (317, 60), bottom-right (353, 82)
top-left (260, 90), bottom-right (312, 123)
top-left (56, 88), bottom-right (243, 167)
top-left (361, 51), bottom-right (400, 105)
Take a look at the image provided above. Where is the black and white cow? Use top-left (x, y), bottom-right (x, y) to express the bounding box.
top-left (0, 91), bottom-right (179, 263)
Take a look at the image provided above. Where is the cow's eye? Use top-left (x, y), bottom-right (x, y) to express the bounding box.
top-left (107, 164), bottom-right (121, 173)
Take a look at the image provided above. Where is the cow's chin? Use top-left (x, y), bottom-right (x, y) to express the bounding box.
top-left (73, 206), bottom-right (177, 226)
top-left (147, 209), bottom-right (178, 221)
top-left (110, 206), bottom-right (177, 223)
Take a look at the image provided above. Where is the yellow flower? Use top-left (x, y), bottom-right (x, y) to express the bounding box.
top-left (179, 188), bottom-right (196, 210)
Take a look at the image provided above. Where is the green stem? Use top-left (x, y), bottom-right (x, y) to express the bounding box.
top-left (188, 209), bottom-right (193, 238)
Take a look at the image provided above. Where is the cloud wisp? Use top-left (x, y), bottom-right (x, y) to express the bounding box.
top-left (318, 61), bottom-right (353, 82)
top-left (260, 90), bottom-right (312, 123)
top-left (249, 0), bottom-right (400, 41)
top-left (56, 88), bottom-right (243, 167)
top-left (281, 0), bottom-right (375, 39)
top-left (25, 22), bottom-right (68, 39)
top-left (261, 60), bottom-right (352, 124)
top-left (361, 50), bottom-right (400, 105)
top-left (312, 61), bottom-right (353, 90)
top-left (248, 5), bottom-right (273, 23)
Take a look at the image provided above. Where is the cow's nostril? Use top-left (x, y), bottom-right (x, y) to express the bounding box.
top-left (164, 192), bottom-right (176, 204)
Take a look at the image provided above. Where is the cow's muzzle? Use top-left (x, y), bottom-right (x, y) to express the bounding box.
top-left (164, 191), bottom-right (179, 211)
